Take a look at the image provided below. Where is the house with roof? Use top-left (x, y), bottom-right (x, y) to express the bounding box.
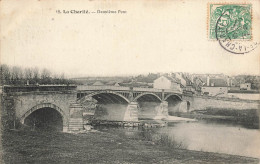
top-left (193, 77), bottom-right (204, 92)
top-left (240, 83), bottom-right (251, 90)
top-left (92, 81), bottom-right (104, 86)
top-left (227, 82), bottom-right (259, 100)
top-left (181, 74), bottom-right (196, 94)
top-left (119, 81), bottom-right (150, 88)
top-left (153, 76), bottom-right (181, 91)
top-left (201, 76), bottom-right (228, 96)
top-left (172, 73), bottom-right (187, 87)
top-left (106, 81), bottom-right (121, 87)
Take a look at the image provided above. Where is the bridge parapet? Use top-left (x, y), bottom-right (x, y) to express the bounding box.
top-left (3, 85), bottom-right (77, 93)
top-left (76, 85), bottom-right (182, 94)
top-left (77, 85), bottom-right (130, 91)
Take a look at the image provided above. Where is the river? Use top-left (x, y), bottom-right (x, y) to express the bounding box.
top-left (95, 120), bottom-right (260, 159)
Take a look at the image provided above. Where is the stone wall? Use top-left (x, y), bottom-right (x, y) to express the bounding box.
top-left (1, 94), bottom-right (17, 129)
top-left (184, 95), bottom-right (259, 111)
top-left (227, 93), bottom-right (260, 101)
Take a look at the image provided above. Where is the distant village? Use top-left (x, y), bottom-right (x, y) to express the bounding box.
top-left (72, 73), bottom-right (260, 101)
top-left (1, 64), bottom-right (259, 100)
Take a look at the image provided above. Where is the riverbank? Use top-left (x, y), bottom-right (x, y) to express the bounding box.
top-left (1, 129), bottom-right (258, 163)
top-left (171, 108), bottom-right (259, 129)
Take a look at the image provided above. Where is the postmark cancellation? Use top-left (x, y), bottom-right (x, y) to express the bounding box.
top-left (207, 3), bottom-right (258, 54)
top-left (209, 4), bottom-right (252, 40)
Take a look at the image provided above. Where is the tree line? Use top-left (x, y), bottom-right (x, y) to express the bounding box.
top-left (134, 73), bottom-right (159, 83)
top-left (0, 64), bottom-right (76, 86)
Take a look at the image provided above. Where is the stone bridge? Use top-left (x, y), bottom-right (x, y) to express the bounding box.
top-left (77, 85), bottom-right (189, 122)
top-left (3, 85), bottom-right (258, 132)
top-left (3, 85), bottom-right (190, 132)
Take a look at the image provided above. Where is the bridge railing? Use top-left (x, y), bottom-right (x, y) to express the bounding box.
top-left (77, 85), bottom-right (130, 91)
top-left (164, 89), bottom-right (183, 94)
top-left (132, 87), bottom-right (182, 93)
top-left (76, 85), bottom-right (182, 94)
top-left (3, 85), bottom-right (77, 93)
top-left (2, 85), bottom-right (183, 94)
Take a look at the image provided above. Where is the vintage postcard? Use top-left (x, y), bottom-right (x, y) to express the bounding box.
top-left (0, 0), bottom-right (260, 163)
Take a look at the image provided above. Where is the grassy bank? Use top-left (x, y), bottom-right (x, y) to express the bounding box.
top-left (171, 108), bottom-right (259, 129)
top-left (1, 129), bottom-right (259, 164)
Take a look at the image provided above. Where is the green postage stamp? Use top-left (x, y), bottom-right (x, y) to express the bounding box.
top-left (208, 4), bottom-right (252, 40)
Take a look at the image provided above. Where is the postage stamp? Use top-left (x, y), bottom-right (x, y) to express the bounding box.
top-left (208, 3), bottom-right (259, 54)
top-left (208, 4), bottom-right (252, 40)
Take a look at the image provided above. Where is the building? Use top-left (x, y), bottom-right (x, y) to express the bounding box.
top-left (172, 73), bottom-right (187, 87)
top-left (228, 78), bottom-right (240, 90)
top-left (183, 85), bottom-right (195, 94)
top-left (92, 81), bottom-right (104, 86)
top-left (240, 83), bottom-right (251, 90)
top-left (106, 81), bottom-right (121, 87)
top-left (181, 74), bottom-right (196, 94)
top-left (201, 76), bottom-right (228, 96)
top-left (153, 76), bottom-right (181, 91)
top-left (193, 77), bottom-right (204, 92)
top-left (119, 82), bottom-right (150, 88)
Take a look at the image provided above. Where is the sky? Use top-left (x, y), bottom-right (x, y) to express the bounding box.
top-left (1, 0), bottom-right (260, 78)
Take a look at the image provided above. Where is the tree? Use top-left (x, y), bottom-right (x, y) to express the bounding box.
top-left (32, 67), bottom-right (39, 84)
top-left (40, 68), bottom-right (52, 84)
top-left (24, 68), bottom-right (33, 82)
top-left (11, 66), bottom-right (24, 85)
top-left (1, 64), bottom-right (76, 86)
top-left (0, 64), bottom-right (11, 85)
top-left (59, 73), bottom-right (65, 84)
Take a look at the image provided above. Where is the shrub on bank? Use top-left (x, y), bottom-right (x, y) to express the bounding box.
top-left (195, 108), bottom-right (259, 128)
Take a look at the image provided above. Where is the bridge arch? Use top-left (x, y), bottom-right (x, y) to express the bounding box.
top-left (164, 94), bottom-right (183, 116)
top-left (164, 94), bottom-right (182, 101)
top-left (133, 92), bottom-right (162, 102)
top-left (78, 91), bottom-right (130, 104)
top-left (20, 103), bottom-right (66, 131)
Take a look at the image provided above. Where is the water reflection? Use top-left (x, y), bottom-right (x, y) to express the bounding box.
top-left (95, 120), bottom-right (260, 159)
top-left (164, 121), bottom-right (260, 158)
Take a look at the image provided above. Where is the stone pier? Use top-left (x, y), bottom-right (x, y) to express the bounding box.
top-left (124, 102), bottom-right (139, 121)
top-left (154, 101), bottom-right (168, 120)
top-left (68, 103), bottom-right (84, 131)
